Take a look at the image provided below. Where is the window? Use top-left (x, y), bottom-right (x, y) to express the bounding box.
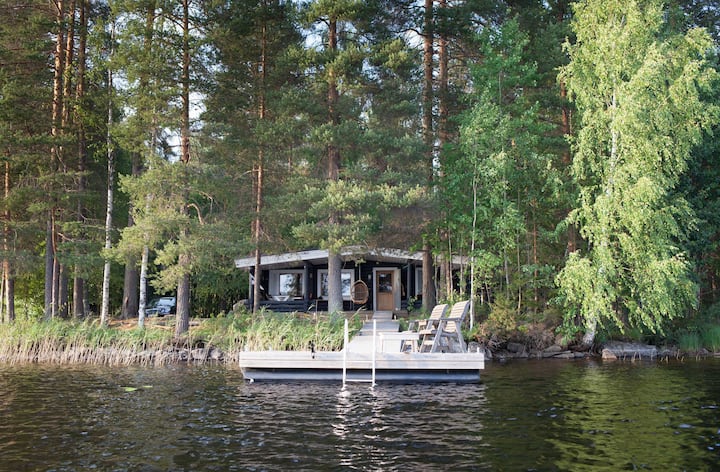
top-left (378, 272), bottom-right (393, 293)
top-left (415, 267), bottom-right (423, 295)
top-left (318, 270), bottom-right (354, 300)
top-left (269, 270), bottom-right (304, 298)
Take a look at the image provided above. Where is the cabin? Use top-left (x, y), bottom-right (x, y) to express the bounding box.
top-left (234, 246), bottom-right (464, 314)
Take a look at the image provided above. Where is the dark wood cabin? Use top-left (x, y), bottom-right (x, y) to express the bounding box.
top-left (234, 247), bottom-right (462, 314)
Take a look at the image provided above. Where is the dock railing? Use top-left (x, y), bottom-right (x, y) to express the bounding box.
top-left (342, 319), bottom-right (376, 387)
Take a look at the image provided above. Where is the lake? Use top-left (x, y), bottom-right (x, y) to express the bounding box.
top-left (0, 358), bottom-right (718, 471)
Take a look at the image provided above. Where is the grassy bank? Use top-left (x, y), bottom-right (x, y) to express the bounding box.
top-left (0, 310), bottom-right (363, 366)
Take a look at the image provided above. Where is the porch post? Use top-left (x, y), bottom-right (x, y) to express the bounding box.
top-left (303, 263), bottom-right (310, 302)
top-left (249, 268), bottom-right (255, 312)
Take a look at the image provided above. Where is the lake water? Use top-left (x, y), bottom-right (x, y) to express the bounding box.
top-left (0, 358), bottom-right (718, 471)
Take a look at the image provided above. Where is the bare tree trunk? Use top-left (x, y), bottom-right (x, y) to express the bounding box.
top-left (121, 159), bottom-right (140, 320)
top-left (58, 265), bottom-right (69, 318)
top-left (54, 0), bottom-right (76, 319)
top-left (137, 245), bottom-right (149, 329)
top-left (175, 269), bottom-right (190, 336)
top-left (422, 245), bottom-right (436, 312)
top-left (44, 219), bottom-right (54, 320)
top-left (125, 1), bottom-right (155, 320)
top-left (252, 20), bottom-right (268, 314)
top-left (175, 0), bottom-right (192, 336)
top-left (73, 0), bottom-right (87, 319)
top-left (100, 20), bottom-right (115, 326)
top-left (469, 171), bottom-right (478, 329)
top-left (122, 262), bottom-right (139, 318)
top-left (3, 161), bottom-right (14, 322)
top-left (327, 252), bottom-right (343, 313)
top-left (46, 0), bottom-right (65, 319)
top-left (421, 0), bottom-right (437, 312)
top-left (325, 16), bottom-right (344, 313)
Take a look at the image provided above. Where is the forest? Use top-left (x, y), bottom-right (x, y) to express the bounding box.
top-left (1, 0), bottom-right (719, 348)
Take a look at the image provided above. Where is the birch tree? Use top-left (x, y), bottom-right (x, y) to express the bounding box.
top-left (557, 0), bottom-right (719, 345)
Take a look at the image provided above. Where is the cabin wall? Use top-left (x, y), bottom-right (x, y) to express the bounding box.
top-left (247, 260), bottom-right (426, 313)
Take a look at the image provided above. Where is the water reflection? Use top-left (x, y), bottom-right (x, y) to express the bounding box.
top-left (0, 360), bottom-right (718, 470)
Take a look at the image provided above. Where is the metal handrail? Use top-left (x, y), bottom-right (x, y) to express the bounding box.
top-left (342, 319), bottom-right (376, 387)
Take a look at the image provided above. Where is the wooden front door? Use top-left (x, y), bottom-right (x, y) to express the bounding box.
top-left (376, 270), bottom-right (395, 311)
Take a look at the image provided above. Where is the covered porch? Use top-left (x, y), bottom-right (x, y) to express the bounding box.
top-left (234, 246), bottom-right (458, 314)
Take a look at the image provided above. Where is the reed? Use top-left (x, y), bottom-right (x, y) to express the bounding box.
top-left (677, 330), bottom-right (702, 353)
top-left (195, 310), bottom-right (361, 353)
top-left (701, 324), bottom-right (720, 352)
top-left (0, 310), bottom-right (360, 366)
top-left (0, 318), bottom-right (175, 366)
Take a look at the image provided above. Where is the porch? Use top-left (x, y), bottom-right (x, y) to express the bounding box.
top-left (235, 247), bottom-right (439, 314)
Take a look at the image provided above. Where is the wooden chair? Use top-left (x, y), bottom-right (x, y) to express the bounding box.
top-left (416, 303), bottom-right (450, 352)
top-left (413, 303), bottom-right (448, 332)
top-left (420, 300), bottom-right (470, 353)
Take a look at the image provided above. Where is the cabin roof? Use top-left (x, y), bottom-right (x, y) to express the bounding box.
top-left (235, 246), bottom-right (464, 270)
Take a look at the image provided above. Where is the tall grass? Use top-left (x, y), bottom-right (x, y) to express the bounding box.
top-left (677, 330), bottom-right (702, 352)
top-left (195, 310), bottom-right (361, 352)
top-left (0, 310), bottom-right (361, 366)
top-left (0, 317), bottom-right (176, 365)
top-left (701, 324), bottom-right (720, 352)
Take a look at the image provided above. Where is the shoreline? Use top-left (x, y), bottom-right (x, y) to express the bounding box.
top-left (1, 340), bottom-right (719, 368)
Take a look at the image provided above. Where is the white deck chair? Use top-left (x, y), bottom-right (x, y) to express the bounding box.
top-left (421, 300), bottom-right (470, 353)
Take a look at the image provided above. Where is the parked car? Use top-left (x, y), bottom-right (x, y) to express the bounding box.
top-left (146, 297), bottom-right (176, 317)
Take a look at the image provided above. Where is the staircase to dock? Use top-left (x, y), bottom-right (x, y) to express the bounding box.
top-left (345, 311), bottom-right (399, 354)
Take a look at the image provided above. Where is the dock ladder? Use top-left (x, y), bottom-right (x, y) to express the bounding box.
top-left (342, 319), bottom-right (376, 387)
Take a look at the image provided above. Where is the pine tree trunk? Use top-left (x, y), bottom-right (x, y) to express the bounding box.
top-left (46, 0), bottom-right (65, 319)
top-left (252, 20), bottom-right (268, 315)
top-left (44, 219), bottom-right (54, 320)
top-left (327, 251), bottom-right (343, 313)
top-left (122, 196), bottom-right (140, 319)
top-left (421, 0), bottom-right (436, 312)
top-left (325, 16), bottom-right (343, 313)
top-left (124, 1), bottom-right (155, 320)
top-left (175, 269), bottom-right (190, 337)
top-left (175, 0), bottom-right (192, 335)
top-left (122, 257), bottom-right (139, 319)
top-left (73, 0), bottom-right (87, 318)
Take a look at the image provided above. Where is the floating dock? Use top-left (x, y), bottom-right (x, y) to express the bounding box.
top-left (239, 312), bottom-right (485, 383)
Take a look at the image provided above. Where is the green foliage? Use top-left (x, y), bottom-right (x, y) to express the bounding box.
top-left (293, 180), bottom-right (423, 252)
top-left (486, 294), bottom-right (518, 335)
top-left (4, 0), bottom-right (720, 338)
top-left (557, 0), bottom-right (720, 338)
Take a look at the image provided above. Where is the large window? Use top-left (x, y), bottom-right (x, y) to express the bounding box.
top-left (269, 270), bottom-right (304, 299)
top-left (318, 270), bottom-right (354, 300)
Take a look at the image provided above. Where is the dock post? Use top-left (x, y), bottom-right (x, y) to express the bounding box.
top-left (371, 319), bottom-right (376, 386)
top-left (342, 319), bottom-right (348, 386)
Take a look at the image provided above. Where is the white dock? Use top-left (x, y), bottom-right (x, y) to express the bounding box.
top-left (239, 311), bottom-right (485, 383)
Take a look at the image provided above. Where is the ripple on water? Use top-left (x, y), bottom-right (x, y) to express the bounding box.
top-left (0, 360), bottom-right (719, 470)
